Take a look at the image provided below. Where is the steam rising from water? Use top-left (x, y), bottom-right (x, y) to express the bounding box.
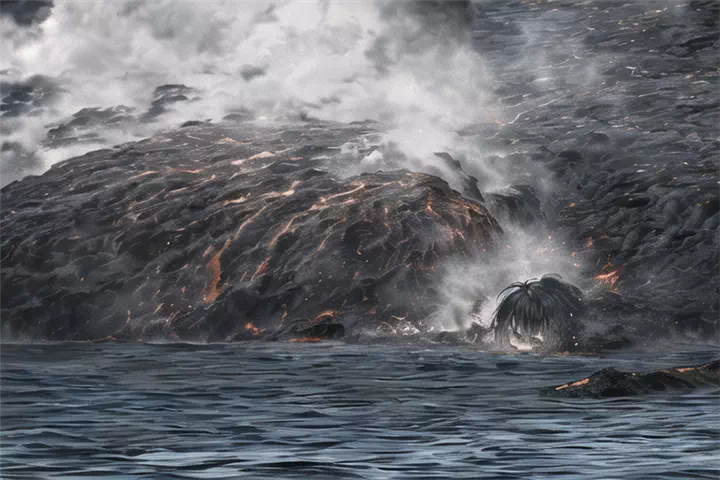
top-left (2, 1), bottom-right (494, 175)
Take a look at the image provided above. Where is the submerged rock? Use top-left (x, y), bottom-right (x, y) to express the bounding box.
top-left (542, 360), bottom-right (720, 398)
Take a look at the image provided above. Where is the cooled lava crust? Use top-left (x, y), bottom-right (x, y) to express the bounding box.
top-left (1, 123), bottom-right (501, 341)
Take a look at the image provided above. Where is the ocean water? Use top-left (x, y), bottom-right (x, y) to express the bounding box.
top-left (1, 343), bottom-right (718, 479)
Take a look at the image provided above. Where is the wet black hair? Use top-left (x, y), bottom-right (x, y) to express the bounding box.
top-left (491, 274), bottom-right (584, 348)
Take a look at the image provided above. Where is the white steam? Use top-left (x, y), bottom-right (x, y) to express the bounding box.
top-left (2, 1), bottom-right (495, 174)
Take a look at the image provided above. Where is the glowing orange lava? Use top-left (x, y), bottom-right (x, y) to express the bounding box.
top-left (313, 310), bottom-right (336, 323)
top-left (594, 257), bottom-right (621, 292)
top-left (251, 257), bottom-right (271, 280)
top-left (555, 377), bottom-right (590, 390)
top-left (425, 191), bottom-right (436, 215)
top-left (203, 239), bottom-right (231, 303)
top-left (245, 322), bottom-right (264, 336)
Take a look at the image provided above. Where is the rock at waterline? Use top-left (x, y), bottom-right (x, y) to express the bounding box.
top-left (0, 122), bottom-right (502, 342)
top-left (542, 360), bottom-right (720, 398)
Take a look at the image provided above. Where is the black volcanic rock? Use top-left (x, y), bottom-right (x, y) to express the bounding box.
top-left (141, 84), bottom-right (196, 122)
top-left (469, 0), bottom-right (720, 337)
top-left (542, 360), bottom-right (720, 398)
top-left (0, 122), bottom-right (502, 342)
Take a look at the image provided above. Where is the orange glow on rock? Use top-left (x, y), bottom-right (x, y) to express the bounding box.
top-left (555, 377), bottom-right (590, 390)
top-left (251, 256), bottom-right (271, 280)
top-left (245, 322), bottom-right (264, 336)
top-left (203, 239), bottom-right (231, 303)
top-left (594, 257), bottom-right (622, 292)
top-left (313, 310), bottom-right (336, 322)
top-left (425, 191), bottom-right (436, 215)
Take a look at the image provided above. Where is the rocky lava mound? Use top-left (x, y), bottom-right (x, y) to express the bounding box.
top-left (1, 123), bottom-right (502, 341)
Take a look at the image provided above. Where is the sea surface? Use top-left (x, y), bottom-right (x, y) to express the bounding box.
top-left (1, 343), bottom-right (718, 479)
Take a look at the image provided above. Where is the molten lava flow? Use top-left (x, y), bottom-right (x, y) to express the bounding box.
top-left (233, 205), bottom-right (270, 239)
top-left (594, 257), bottom-right (621, 292)
top-left (555, 377), bottom-right (590, 391)
top-left (313, 310), bottom-right (336, 323)
top-left (285, 180), bottom-right (301, 195)
top-left (425, 191), bottom-right (436, 215)
top-left (288, 337), bottom-right (323, 343)
top-left (248, 151), bottom-right (275, 160)
top-left (320, 184), bottom-right (366, 203)
top-left (245, 322), bottom-right (264, 336)
top-left (447, 226), bottom-right (465, 241)
top-left (262, 180), bottom-right (301, 201)
top-left (223, 195), bottom-right (249, 206)
top-left (279, 305), bottom-right (288, 326)
top-left (203, 239), bottom-right (231, 303)
top-left (251, 257), bottom-right (271, 280)
top-left (128, 170), bottom-right (159, 181)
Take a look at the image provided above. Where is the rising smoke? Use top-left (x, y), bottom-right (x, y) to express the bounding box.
top-left (2, 1), bottom-right (497, 180)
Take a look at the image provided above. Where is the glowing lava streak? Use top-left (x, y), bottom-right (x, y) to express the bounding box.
top-left (251, 256), bottom-right (271, 280)
top-left (203, 239), bottom-right (231, 303)
top-left (261, 180), bottom-right (301, 200)
top-left (594, 257), bottom-right (621, 292)
top-left (313, 310), bottom-right (336, 323)
top-left (320, 184), bottom-right (365, 203)
top-left (233, 205), bottom-right (270, 239)
top-left (245, 322), bottom-right (264, 336)
top-left (425, 191), bottom-right (435, 215)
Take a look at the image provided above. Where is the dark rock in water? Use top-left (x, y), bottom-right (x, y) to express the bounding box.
top-left (0, 122), bottom-right (502, 342)
top-left (542, 360), bottom-right (720, 398)
top-left (266, 318), bottom-right (345, 342)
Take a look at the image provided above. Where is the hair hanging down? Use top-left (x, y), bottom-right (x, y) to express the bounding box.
top-left (491, 274), bottom-right (584, 348)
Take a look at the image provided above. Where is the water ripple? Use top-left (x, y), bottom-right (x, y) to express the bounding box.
top-left (1, 343), bottom-right (718, 479)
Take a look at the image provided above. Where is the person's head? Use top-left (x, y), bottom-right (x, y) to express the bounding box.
top-left (492, 274), bottom-right (584, 351)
